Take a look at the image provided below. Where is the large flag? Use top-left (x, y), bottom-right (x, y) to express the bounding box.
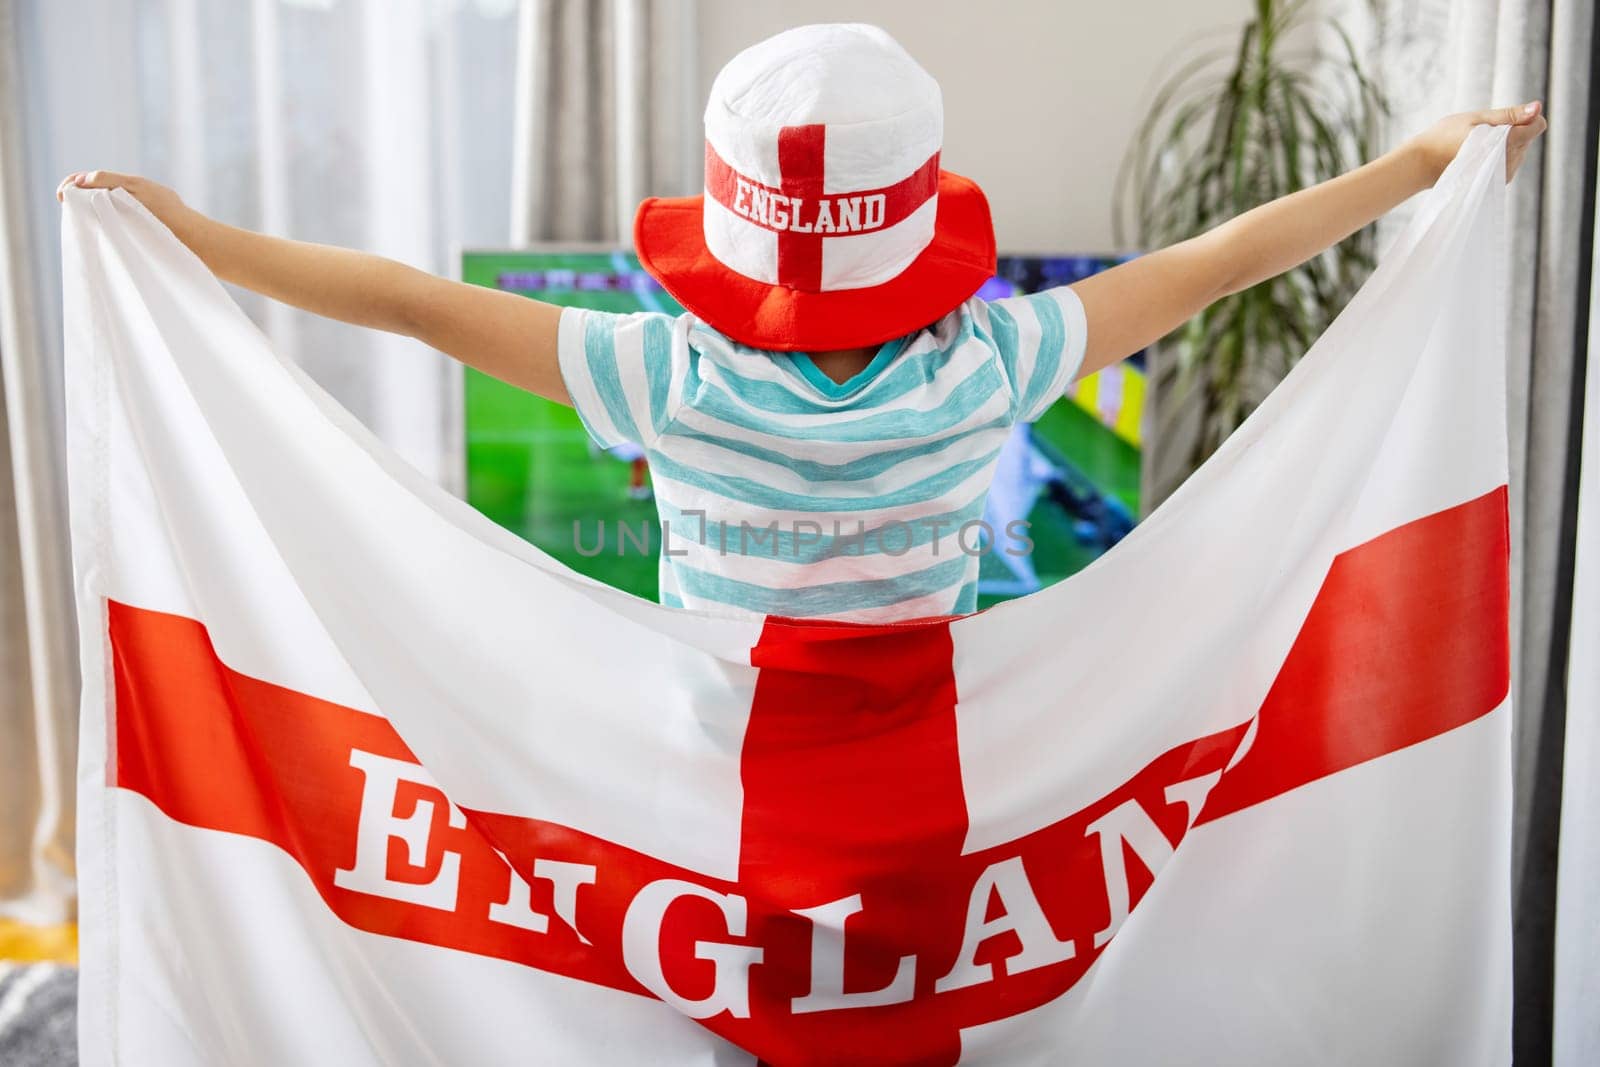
top-left (62, 128), bottom-right (1514, 1066)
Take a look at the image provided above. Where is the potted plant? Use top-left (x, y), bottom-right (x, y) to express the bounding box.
top-left (1119, 0), bottom-right (1388, 501)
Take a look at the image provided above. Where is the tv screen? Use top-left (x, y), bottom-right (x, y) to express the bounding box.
top-left (459, 249), bottom-right (1144, 609)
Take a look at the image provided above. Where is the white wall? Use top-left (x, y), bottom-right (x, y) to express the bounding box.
top-left (695, 0), bottom-right (1254, 253)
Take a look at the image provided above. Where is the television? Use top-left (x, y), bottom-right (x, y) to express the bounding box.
top-left (457, 249), bottom-right (1144, 608)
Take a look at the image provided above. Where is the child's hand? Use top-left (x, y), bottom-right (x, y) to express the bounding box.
top-left (56, 170), bottom-right (188, 226)
top-left (1408, 103), bottom-right (1547, 185)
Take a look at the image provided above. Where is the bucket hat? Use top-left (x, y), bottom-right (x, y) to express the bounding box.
top-left (633, 23), bottom-right (997, 352)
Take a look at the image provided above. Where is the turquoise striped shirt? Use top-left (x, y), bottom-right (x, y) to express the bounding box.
top-left (556, 288), bottom-right (1088, 621)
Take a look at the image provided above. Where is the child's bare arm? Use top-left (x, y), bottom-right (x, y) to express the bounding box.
top-left (57, 171), bottom-right (569, 404)
top-left (1069, 103), bottom-right (1547, 381)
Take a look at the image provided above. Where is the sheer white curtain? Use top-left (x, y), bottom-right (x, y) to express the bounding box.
top-left (3, 0), bottom-right (520, 924)
top-left (22, 0), bottom-right (519, 476)
top-left (1, 0), bottom-right (76, 927)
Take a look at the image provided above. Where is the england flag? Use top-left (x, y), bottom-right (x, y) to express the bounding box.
top-left (62, 129), bottom-right (1515, 1065)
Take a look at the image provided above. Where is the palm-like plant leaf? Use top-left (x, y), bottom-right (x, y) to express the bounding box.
top-left (1120, 0), bottom-right (1388, 473)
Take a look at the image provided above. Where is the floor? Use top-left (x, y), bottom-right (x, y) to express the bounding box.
top-left (0, 963), bottom-right (76, 1066)
top-left (0, 922), bottom-right (78, 1066)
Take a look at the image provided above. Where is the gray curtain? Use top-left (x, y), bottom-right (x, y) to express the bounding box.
top-left (1554, 127), bottom-right (1600, 1066)
top-left (1444, 4), bottom-right (1597, 1062)
top-left (1140, 2), bottom-right (1597, 1060)
top-left (509, 0), bottom-right (700, 245)
top-left (0, 0), bottom-right (78, 926)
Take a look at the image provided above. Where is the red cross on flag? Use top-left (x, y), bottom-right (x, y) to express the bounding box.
top-left (701, 123), bottom-right (943, 292)
top-left (62, 128), bottom-right (1515, 1066)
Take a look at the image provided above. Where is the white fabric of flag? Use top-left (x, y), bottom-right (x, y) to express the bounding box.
top-left (62, 128), bottom-right (1515, 1066)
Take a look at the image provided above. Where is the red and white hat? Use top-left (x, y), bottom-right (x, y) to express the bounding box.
top-left (633, 23), bottom-right (996, 352)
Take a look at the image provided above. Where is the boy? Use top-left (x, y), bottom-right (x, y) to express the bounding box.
top-left (59, 23), bottom-right (1545, 622)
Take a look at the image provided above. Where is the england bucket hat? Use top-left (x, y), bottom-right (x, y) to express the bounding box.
top-left (632, 23), bottom-right (997, 352)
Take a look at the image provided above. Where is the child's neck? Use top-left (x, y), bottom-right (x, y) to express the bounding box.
top-left (806, 345), bottom-right (879, 386)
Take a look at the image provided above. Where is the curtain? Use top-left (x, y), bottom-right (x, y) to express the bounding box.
top-left (2, 0), bottom-right (522, 926)
top-left (0, 0), bottom-right (77, 928)
top-left (509, 0), bottom-right (699, 245)
top-left (1433, 5), bottom-right (1597, 1062)
top-left (1138, 1), bottom-right (1597, 1057)
top-left (1298, 2), bottom-right (1598, 1059)
top-left (1307, 1), bottom-right (1599, 1060)
top-left (1555, 135), bottom-right (1599, 1066)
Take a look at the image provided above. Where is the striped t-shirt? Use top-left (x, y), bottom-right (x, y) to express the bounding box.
top-left (556, 287), bottom-right (1088, 622)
